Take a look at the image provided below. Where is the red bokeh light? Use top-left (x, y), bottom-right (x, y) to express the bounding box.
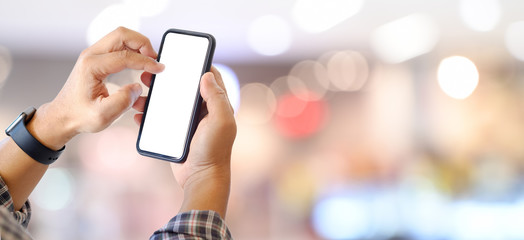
top-left (274, 92), bottom-right (328, 139)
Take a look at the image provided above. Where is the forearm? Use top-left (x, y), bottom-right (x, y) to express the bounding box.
top-left (0, 103), bottom-right (75, 210)
top-left (0, 138), bottom-right (48, 210)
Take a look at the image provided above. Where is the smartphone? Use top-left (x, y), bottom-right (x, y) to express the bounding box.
top-left (136, 29), bottom-right (215, 162)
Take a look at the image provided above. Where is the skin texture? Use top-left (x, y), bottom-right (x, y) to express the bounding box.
top-left (0, 27), bottom-right (236, 218)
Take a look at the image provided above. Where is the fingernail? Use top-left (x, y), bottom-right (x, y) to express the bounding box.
top-left (208, 72), bottom-right (217, 84)
top-left (157, 62), bottom-right (165, 70)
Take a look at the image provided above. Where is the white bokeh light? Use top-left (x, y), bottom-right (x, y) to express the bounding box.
top-left (0, 45), bottom-right (13, 89)
top-left (505, 21), bottom-right (524, 62)
top-left (87, 4), bottom-right (141, 46)
top-left (31, 168), bottom-right (74, 211)
top-left (247, 15), bottom-right (292, 56)
top-left (404, 190), bottom-right (451, 239)
top-left (322, 50), bottom-right (369, 92)
top-left (288, 60), bottom-right (329, 100)
top-left (371, 14), bottom-right (439, 63)
top-left (451, 202), bottom-right (512, 240)
top-left (237, 83), bottom-right (277, 125)
top-left (292, 0), bottom-right (364, 33)
top-left (312, 195), bottom-right (371, 239)
top-left (214, 63), bottom-right (241, 114)
top-left (459, 0), bottom-right (501, 32)
top-left (124, 0), bottom-right (169, 17)
top-left (437, 56), bottom-right (479, 100)
top-left (272, 76), bottom-right (308, 118)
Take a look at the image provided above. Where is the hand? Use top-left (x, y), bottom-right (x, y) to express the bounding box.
top-left (28, 27), bottom-right (165, 150)
top-left (134, 67), bottom-right (237, 216)
top-left (0, 27), bottom-right (165, 211)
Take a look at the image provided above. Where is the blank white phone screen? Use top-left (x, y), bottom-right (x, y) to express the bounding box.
top-left (139, 32), bottom-right (210, 159)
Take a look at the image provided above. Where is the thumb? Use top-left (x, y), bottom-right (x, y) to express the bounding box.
top-left (200, 72), bottom-right (233, 119)
top-left (101, 83), bottom-right (143, 120)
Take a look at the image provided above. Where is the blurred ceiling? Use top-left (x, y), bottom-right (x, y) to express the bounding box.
top-left (0, 0), bottom-right (522, 64)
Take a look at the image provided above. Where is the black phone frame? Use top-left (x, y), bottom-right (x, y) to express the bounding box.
top-left (136, 28), bottom-right (216, 163)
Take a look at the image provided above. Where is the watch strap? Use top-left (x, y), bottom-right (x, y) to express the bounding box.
top-left (6, 108), bottom-right (65, 165)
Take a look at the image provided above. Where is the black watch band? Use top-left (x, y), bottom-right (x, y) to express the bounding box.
top-left (5, 107), bottom-right (65, 165)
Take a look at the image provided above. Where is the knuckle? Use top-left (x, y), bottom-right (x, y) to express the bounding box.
top-left (80, 54), bottom-right (94, 64)
top-left (79, 48), bottom-right (91, 58)
top-left (77, 54), bottom-right (95, 70)
top-left (215, 88), bottom-right (227, 98)
top-left (114, 26), bottom-right (129, 34)
top-left (116, 50), bottom-right (133, 66)
top-left (118, 49), bottom-right (131, 59)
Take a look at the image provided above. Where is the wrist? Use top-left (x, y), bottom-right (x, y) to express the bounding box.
top-left (179, 166), bottom-right (231, 217)
top-left (182, 164), bottom-right (231, 191)
top-left (25, 103), bottom-right (78, 150)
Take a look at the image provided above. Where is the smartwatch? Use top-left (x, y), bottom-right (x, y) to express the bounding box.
top-left (5, 107), bottom-right (65, 165)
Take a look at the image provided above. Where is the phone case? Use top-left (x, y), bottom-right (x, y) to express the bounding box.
top-left (136, 28), bottom-right (216, 163)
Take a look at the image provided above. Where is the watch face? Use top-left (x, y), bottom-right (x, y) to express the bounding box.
top-left (5, 113), bottom-right (26, 135)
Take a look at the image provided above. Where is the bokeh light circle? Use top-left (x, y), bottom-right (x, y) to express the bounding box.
top-left (505, 21), bottom-right (524, 62)
top-left (274, 85), bottom-right (307, 118)
top-left (437, 56), bottom-right (479, 99)
top-left (459, 0), bottom-right (501, 32)
top-left (321, 50), bottom-right (369, 92)
top-left (87, 4), bottom-right (141, 46)
top-left (237, 83), bottom-right (277, 125)
top-left (289, 60), bottom-right (329, 100)
top-left (247, 15), bottom-right (292, 56)
top-left (274, 92), bottom-right (328, 139)
top-left (271, 75), bottom-right (298, 98)
top-left (123, 0), bottom-right (169, 17)
top-left (312, 195), bottom-right (371, 239)
top-left (31, 168), bottom-right (74, 211)
top-left (371, 14), bottom-right (439, 63)
top-left (292, 0), bottom-right (364, 33)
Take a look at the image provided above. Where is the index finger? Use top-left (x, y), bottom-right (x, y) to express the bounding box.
top-left (86, 27), bottom-right (158, 59)
top-left (87, 50), bottom-right (164, 81)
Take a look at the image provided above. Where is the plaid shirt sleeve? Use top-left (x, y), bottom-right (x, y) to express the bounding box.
top-left (150, 210), bottom-right (233, 240)
top-left (0, 176), bottom-right (33, 240)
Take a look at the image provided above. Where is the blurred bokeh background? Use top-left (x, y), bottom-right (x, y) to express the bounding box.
top-left (2, 0), bottom-right (524, 239)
